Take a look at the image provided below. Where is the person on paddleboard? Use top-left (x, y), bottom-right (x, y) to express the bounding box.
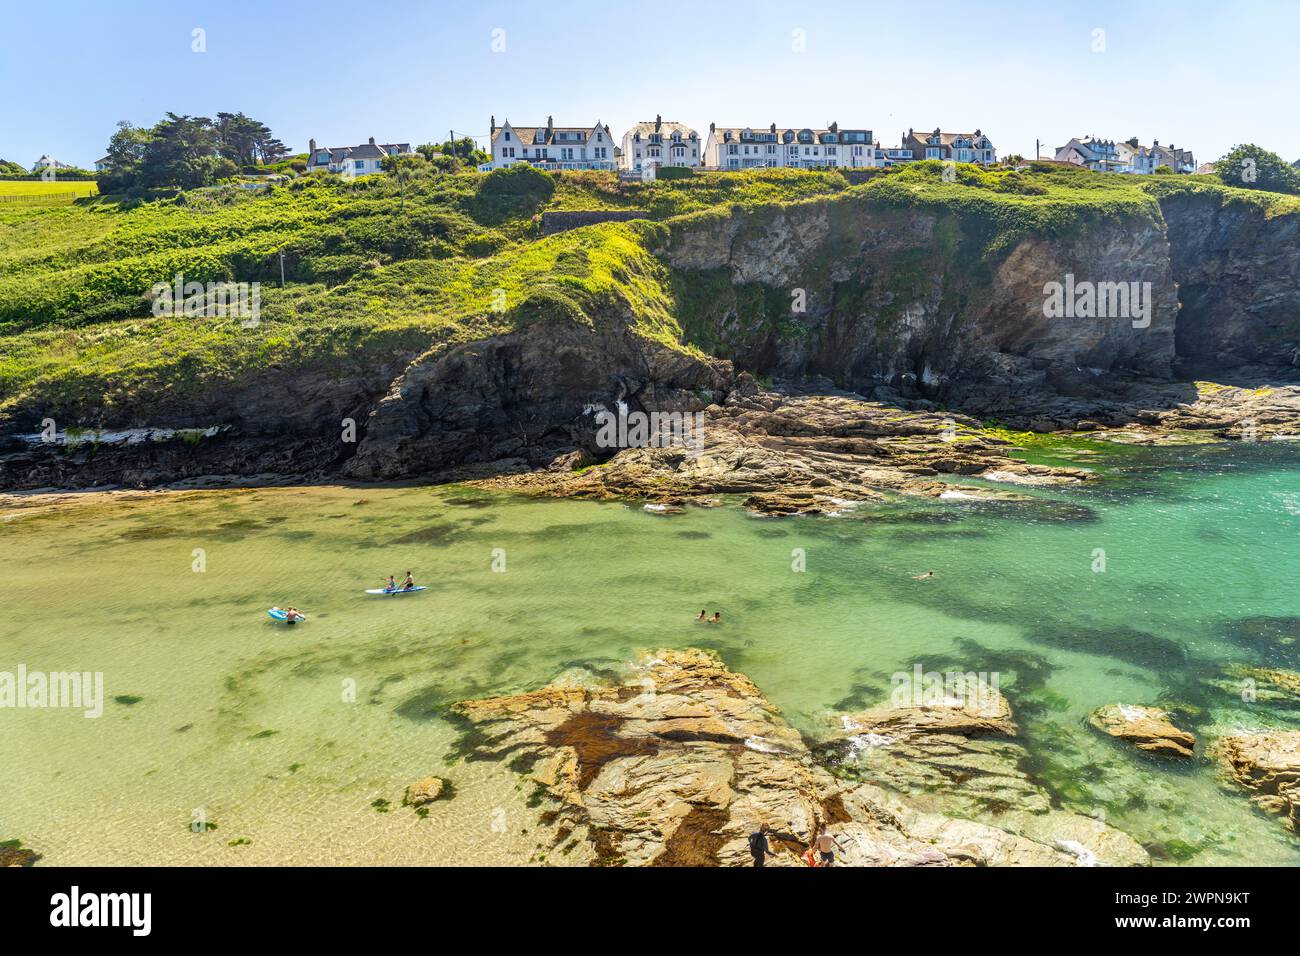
top-left (403, 570), bottom-right (415, 590)
top-left (385, 575), bottom-right (397, 592)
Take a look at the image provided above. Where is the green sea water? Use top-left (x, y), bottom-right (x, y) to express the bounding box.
top-left (2, 440), bottom-right (1300, 866)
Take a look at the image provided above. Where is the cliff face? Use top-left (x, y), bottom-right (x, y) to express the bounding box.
top-left (343, 313), bottom-right (732, 481)
top-left (659, 193), bottom-right (1185, 405)
top-left (1157, 190), bottom-right (1300, 372)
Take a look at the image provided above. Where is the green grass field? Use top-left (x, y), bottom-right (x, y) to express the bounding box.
top-left (0, 180), bottom-right (99, 199)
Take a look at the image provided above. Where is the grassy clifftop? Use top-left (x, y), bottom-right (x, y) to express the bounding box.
top-left (2, 162), bottom-right (1295, 426)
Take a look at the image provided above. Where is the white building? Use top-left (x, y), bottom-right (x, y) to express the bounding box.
top-left (306, 137), bottom-right (412, 176)
top-left (703, 123), bottom-right (884, 170)
top-left (895, 128), bottom-right (997, 166)
top-left (1055, 137), bottom-right (1124, 172)
top-left (483, 116), bottom-right (615, 171)
top-left (620, 116), bottom-right (700, 173)
top-left (1115, 138), bottom-right (1157, 174)
top-left (1055, 135), bottom-right (1189, 174)
top-left (31, 155), bottom-right (78, 173)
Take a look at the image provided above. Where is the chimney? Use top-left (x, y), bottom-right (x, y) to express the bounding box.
top-left (655, 114), bottom-right (662, 132)
top-left (829, 121), bottom-right (838, 133)
top-left (710, 121), bottom-right (715, 133)
top-left (770, 122), bottom-right (776, 134)
top-left (547, 115), bottom-right (554, 134)
top-left (490, 115), bottom-right (496, 135)
top-left (309, 138), bottom-right (316, 154)
top-left (368, 136), bottom-right (376, 145)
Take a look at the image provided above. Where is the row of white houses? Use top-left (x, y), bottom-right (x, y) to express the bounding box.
top-left (1054, 135), bottom-right (1196, 174)
top-left (481, 116), bottom-right (998, 174)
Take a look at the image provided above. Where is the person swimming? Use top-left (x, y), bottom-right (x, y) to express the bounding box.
top-left (710, 612), bottom-right (722, 624)
top-left (912, 571), bottom-right (935, 580)
top-left (284, 607), bottom-right (303, 623)
top-left (697, 609), bottom-right (707, 621)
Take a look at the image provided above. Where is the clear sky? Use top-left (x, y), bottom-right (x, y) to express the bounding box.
top-left (2, 0), bottom-right (1298, 168)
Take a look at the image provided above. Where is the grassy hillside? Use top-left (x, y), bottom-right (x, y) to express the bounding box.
top-left (2, 163), bottom-right (1295, 426)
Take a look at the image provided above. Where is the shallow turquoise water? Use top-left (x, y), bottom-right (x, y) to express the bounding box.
top-left (2, 440), bottom-right (1299, 865)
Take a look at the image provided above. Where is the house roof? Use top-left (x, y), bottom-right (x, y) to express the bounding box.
top-left (32, 155), bottom-right (75, 169)
top-left (709, 125), bottom-right (874, 146)
top-left (903, 128), bottom-right (991, 149)
top-left (308, 142), bottom-right (411, 165)
top-left (492, 122), bottom-right (611, 147)
top-left (626, 120), bottom-right (697, 140)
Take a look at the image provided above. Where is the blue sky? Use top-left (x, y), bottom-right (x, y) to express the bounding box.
top-left (2, 0), bottom-right (1298, 167)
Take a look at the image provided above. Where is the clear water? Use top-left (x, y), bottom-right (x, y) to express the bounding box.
top-left (3, 440), bottom-right (1299, 866)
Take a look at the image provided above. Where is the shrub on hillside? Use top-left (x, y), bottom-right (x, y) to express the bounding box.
top-left (479, 164), bottom-right (554, 200)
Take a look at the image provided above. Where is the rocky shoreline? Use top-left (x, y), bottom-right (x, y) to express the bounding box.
top-left (450, 648), bottom-right (1150, 866)
top-left (473, 379), bottom-right (1300, 515)
top-left (5, 376), bottom-right (1298, 513)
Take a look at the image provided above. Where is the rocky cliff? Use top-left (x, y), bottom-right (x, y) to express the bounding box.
top-left (3, 182), bottom-right (1298, 490)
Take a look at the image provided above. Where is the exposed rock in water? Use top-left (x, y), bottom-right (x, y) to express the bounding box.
top-left (403, 776), bottom-right (450, 806)
top-left (0, 842), bottom-right (41, 867)
top-left (819, 688), bottom-right (1149, 866)
top-left (1088, 704), bottom-right (1196, 759)
top-left (1218, 731), bottom-right (1300, 832)
top-left (451, 649), bottom-right (1147, 866)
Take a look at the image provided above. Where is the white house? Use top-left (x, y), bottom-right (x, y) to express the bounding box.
top-left (620, 117), bottom-right (700, 173)
top-left (894, 128), bottom-right (997, 166)
top-left (1056, 135), bottom-right (1191, 174)
top-left (703, 123), bottom-right (884, 170)
top-left (1055, 136), bottom-right (1124, 172)
top-left (306, 137), bottom-right (413, 176)
top-left (483, 117), bottom-right (615, 171)
top-left (31, 155), bottom-right (78, 173)
top-left (1115, 138), bottom-right (1157, 174)
top-left (94, 155), bottom-right (112, 172)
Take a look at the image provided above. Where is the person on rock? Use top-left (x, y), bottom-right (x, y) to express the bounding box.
top-left (748, 823), bottom-right (779, 868)
top-left (812, 829), bottom-right (847, 867)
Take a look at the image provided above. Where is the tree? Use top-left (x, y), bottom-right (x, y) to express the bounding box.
top-left (416, 138), bottom-right (487, 169)
top-left (1216, 144), bottom-right (1300, 194)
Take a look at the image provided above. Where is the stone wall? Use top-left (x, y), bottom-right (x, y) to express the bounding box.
top-left (540, 209), bottom-right (648, 236)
